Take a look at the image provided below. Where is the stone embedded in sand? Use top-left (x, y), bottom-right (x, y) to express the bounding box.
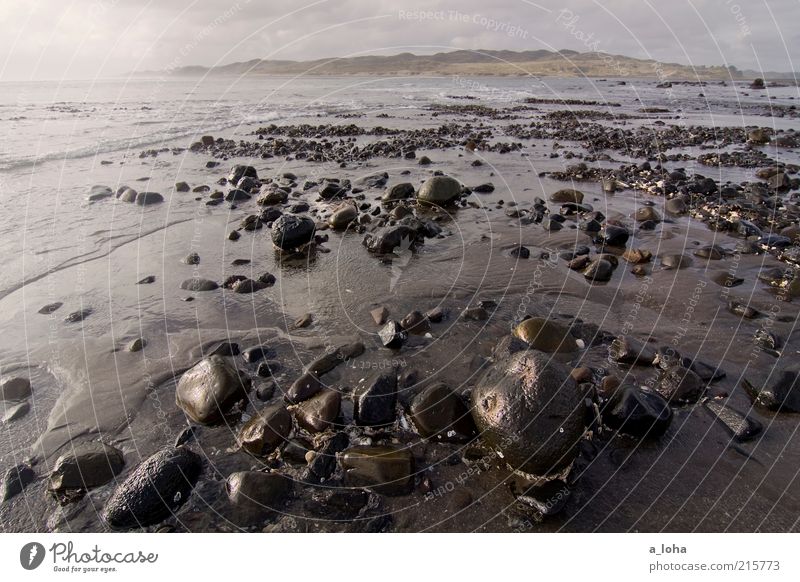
top-left (583, 258), bottom-right (614, 282)
top-left (135, 191), bottom-right (164, 206)
top-left (180, 278), bottom-right (219, 291)
top-left (175, 181), bottom-right (190, 192)
top-left (597, 224), bottom-right (629, 247)
top-left (363, 225), bottom-right (417, 254)
top-left (329, 203), bottom-right (358, 230)
top-left (416, 175), bottom-right (462, 205)
top-left (513, 318), bottom-right (579, 353)
top-left (400, 310), bottom-right (430, 334)
top-left (602, 385), bottom-right (672, 438)
top-left (48, 441), bottom-right (125, 496)
top-left (410, 382), bottom-right (476, 442)
top-left (226, 471), bottom-right (292, 513)
top-left (665, 197), bottom-right (688, 215)
top-left (118, 187), bottom-right (138, 202)
top-left (294, 389), bottom-right (341, 433)
top-left (238, 403), bottom-right (292, 456)
top-left (370, 306), bottom-right (389, 325)
top-left (609, 335), bottom-right (656, 366)
top-left (634, 206), bottom-right (661, 222)
top-left (87, 185), bottom-right (113, 202)
top-left (0, 377), bottom-right (31, 401)
top-left (286, 372), bottom-right (324, 403)
top-left (340, 445), bottom-right (414, 496)
top-left (549, 189), bottom-right (584, 204)
top-left (103, 446), bottom-right (202, 529)
top-left (742, 365), bottom-right (800, 412)
top-left (271, 214), bottom-right (316, 250)
top-left (654, 365), bottom-right (705, 404)
top-left (175, 355), bottom-right (249, 424)
top-left (383, 182), bottom-right (415, 202)
top-left (471, 350), bottom-right (586, 476)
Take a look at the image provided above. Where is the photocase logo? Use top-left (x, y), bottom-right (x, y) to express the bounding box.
top-left (20, 542), bottom-right (46, 570)
top-left (389, 235), bottom-right (414, 292)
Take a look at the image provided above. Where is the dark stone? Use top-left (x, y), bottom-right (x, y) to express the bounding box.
top-left (286, 372), bottom-right (324, 403)
top-left (410, 383), bottom-right (477, 442)
top-left (0, 377), bottom-right (31, 401)
top-left (271, 214), bottom-right (316, 250)
top-left (609, 336), bottom-right (656, 366)
top-left (175, 356), bottom-right (249, 424)
top-left (179, 278), bottom-right (219, 292)
top-left (228, 165), bottom-right (257, 183)
top-left (654, 365), bottom-right (705, 404)
top-left (242, 345), bottom-right (274, 364)
top-left (2, 464), bottom-right (36, 502)
top-left (742, 366), bottom-right (800, 412)
top-left (340, 445), bottom-right (414, 496)
top-left (226, 471), bottom-right (292, 515)
top-left (703, 400), bottom-right (763, 442)
top-left (400, 311), bottom-right (430, 334)
top-left (238, 404), bottom-right (292, 456)
top-left (514, 479), bottom-right (570, 517)
top-left (363, 225), bottom-right (417, 254)
top-left (64, 308), bottom-right (92, 323)
top-left (378, 321), bottom-right (407, 349)
top-left (48, 442), bottom-right (125, 500)
top-left (294, 390), bottom-right (341, 432)
top-left (354, 372), bottom-right (397, 426)
top-left (383, 183), bottom-right (415, 202)
top-left (38, 302), bottom-right (63, 314)
top-left (602, 385), bottom-right (672, 438)
top-left (103, 447), bottom-right (202, 530)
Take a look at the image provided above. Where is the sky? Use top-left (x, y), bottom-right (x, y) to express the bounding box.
top-left (1, 0), bottom-right (797, 80)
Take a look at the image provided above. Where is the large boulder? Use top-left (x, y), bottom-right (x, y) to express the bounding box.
top-left (176, 356), bottom-right (249, 424)
top-left (271, 214), bottom-right (316, 250)
top-left (416, 175), bottom-right (462, 205)
top-left (103, 447), bottom-right (202, 529)
top-left (471, 351), bottom-right (585, 476)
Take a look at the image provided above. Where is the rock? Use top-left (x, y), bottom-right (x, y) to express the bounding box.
top-left (473, 183), bottom-right (495, 193)
top-left (354, 372), bottom-right (397, 426)
top-left (635, 206), bottom-right (661, 222)
top-left (410, 383), bottom-right (477, 442)
top-left (226, 471), bottom-right (292, 514)
top-left (583, 259), bottom-right (614, 282)
top-left (378, 321), bottom-right (407, 349)
top-left (175, 182), bottom-right (190, 192)
top-left (137, 275), bottom-right (156, 284)
top-left (0, 377), bottom-right (31, 401)
top-left (665, 198), bottom-right (688, 215)
top-left (103, 446), bottom-right (202, 529)
top-left (2, 464), bottom-right (36, 502)
top-left (38, 302), bottom-right (63, 314)
top-left (597, 224), bottom-right (629, 247)
top-left (319, 180), bottom-right (347, 199)
top-left (695, 245), bottom-right (724, 260)
top-left (305, 432), bottom-right (349, 483)
top-left (711, 272), bottom-right (743, 287)
top-left (175, 356), bottom-right (249, 424)
top-left (418, 155), bottom-right (432, 165)
top-left (242, 346), bottom-right (273, 364)
top-left (1, 401), bottom-right (29, 422)
top-left (363, 225), bottom-right (417, 254)
top-left (742, 366), bottom-right (800, 412)
top-left (416, 175), bottom-right (462, 205)
top-left (305, 342), bottom-right (364, 376)
top-left (226, 188), bottom-right (251, 202)
top-left (370, 306), bottom-right (389, 325)
top-left (179, 278), bottom-right (219, 291)
top-left (462, 306), bottom-right (488, 321)
top-left (271, 214), bottom-right (316, 250)
top-left (229, 165), bottom-right (257, 183)
top-left (661, 254), bottom-right (693, 270)
top-left (622, 248), bottom-right (652, 264)
top-left (654, 365), bottom-right (705, 404)
top-left (703, 400), bottom-right (762, 442)
top-left (231, 278), bottom-right (265, 294)
top-left (135, 192), bottom-right (164, 206)
top-left (550, 189), bottom-right (584, 203)
top-left (286, 372), bottom-right (324, 403)
top-left (602, 385), bottom-right (672, 437)
top-left (48, 442), bottom-right (125, 499)
top-left (127, 338), bottom-right (146, 352)
top-left (64, 308), bottom-right (92, 323)
top-left (383, 183), bottom-right (415, 202)
top-left (748, 127), bottom-right (769, 143)
top-left (514, 479), bottom-right (570, 517)
top-left (238, 404), bottom-right (292, 456)
top-left (291, 313), bottom-right (313, 329)
top-left (294, 389), bottom-right (341, 432)
top-left (257, 361), bottom-right (280, 377)
top-left (513, 318), bottom-right (578, 353)
top-left (400, 310), bottom-right (430, 334)
top-left (329, 204), bottom-right (358, 230)
top-left (728, 300), bottom-right (759, 319)
top-left (182, 252), bottom-right (200, 265)
top-left (510, 245), bottom-right (530, 259)
top-left (609, 336), bottom-right (656, 366)
top-left (118, 187), bottom-right (138, 202)
top-left (340, 445), bottom-right (414, 496)
top-left (87, 185), bottom-right (113, 202)
top-left (471, 351), bottom-right (585, 476)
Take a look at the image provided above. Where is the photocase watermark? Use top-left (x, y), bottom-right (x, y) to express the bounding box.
top-left (397, 10), bottom-right (530, 39)
top-left (19, 541), bottom-right (158, 573)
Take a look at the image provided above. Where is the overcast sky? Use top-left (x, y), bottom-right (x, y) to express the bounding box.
top-left (1, 0), bottom-right (797, 80)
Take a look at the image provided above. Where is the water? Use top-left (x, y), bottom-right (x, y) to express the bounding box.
top-left (1, 75), bottom-right (799, 532)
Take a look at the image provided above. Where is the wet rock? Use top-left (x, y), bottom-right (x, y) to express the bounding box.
top-left (175, 181), bottom-right (190, 192)
top-left (87, 185), bottom-right (113, 202)
top-left (48, 442), bottom-right (125, 500)
top-left (694, 245), bottom-right (724, 260)
top-left (2, 401), bottom-right (29, 422)
top-left (238, 404), bottom-right (292, 456)
top-left (665, 198), bottom-right (688, 215)
top-left (271, 214), bottom-right (316, 250)
top-left (180, 278), bottom-right (219, 292)
top-left (728, 300), bottom-right (759, 319)
top-left (661, 254), bottom-right (693, 270)
top-left (583, 259), bottom-right (614, 282)
top-left (400, 310), bottom-right (430, 334)
top-left (654, 365), bottom-right (705, 404)
top-left (103, 446), bottom-right (202, 529)
top-left (175, 356), bottom-right (249, 424)
top-left (370, 306), bottom-right (389, 325)
top-left (286, 372), bottom-right (324, 403)
top-left (354, 372), bottom-right (397, 426)
top-left (2, 463), bottom-right (35, 502)
top-left (242, 345), bottom-right (274, 364)
top-left (305, 432), bottom-right (349, 483)
top-left (127, 338), bottom-right (146, 352)
top-left (514, 479), bottom-right (570, 518)
top-left (340, 445), bottom-right (414, 496)
top-left (226, 471), bottom-right (292, 514)
top-left (410, 383), bottom-right (476, 442)
top-left (295, 389), bottom-right (341, 432)
top-left (622, 248), bottom-right (652, 264)
top-left (462, 306), bottom-right (489, 321)
top-left (329, 203), bottom-right (358, 230)
top-left (471, 351), bottom-right (585, 476)
top-left (229, 165), bottom-right (257, 183)
top-left (38, 302), bottom-right (63, 314)
top-left (363, 225), bottom-right (417, 254)
top-left (473, 183), bottom-right (495, 193)
top-left (379, 321), bottom-right (407, 349)
top-left (742, 366), bottom-right (800, 412)
top-left (703, 400), bottom-right (762, 442)
top-left (383, 183), bottom-right (415, 202)
top-left (754, 328), bottom-right (780, 353)
top-left (64, 308), bottom-right (92, 323)
top-left (181, 252), bottom-right (200, 265)
top-left (0, 377), bottom-right (31, 401)
top-left (597, 224), bottom-right (629, 247)
top-left (118, 188), bottom-right (138, 202)
top-left (137, 275), bottom-right (156, 285)
top-left (513, 318), bottom-right (578, 353)
top-left (550, 189), bottom-right (584, 204)
top-left (231, 278), bottom-right (265, 293)
top-left (602, 385), bottom-right (672, 437)
top-left (609, 336), bottom-right (656, 366)
top-left (135, 192), bottom-right (164, 206)
top-left (257, 361), bottom-right (280, 377)
top-left (416, 175), bottom-right (462, 205)
top-left (510, 245), bottom-right (530, 259)
top-left (306, 342), bottom-right (364, 376)
top-left (292, 313), bottom-right (313, 329)
top-left (635, 206), bottom-right (661, 222)
top-left (711, 272), bottom-right (743, 287)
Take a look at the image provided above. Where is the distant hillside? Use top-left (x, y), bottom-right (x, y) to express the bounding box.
top-left (142, 49), bottom-right (751, 80)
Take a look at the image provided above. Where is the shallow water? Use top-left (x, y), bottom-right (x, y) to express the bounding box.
top-left (1, 75), bottom-right (799, 532)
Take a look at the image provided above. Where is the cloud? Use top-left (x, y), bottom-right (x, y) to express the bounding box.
top-left (0, 0), bottom-right (796, 80)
